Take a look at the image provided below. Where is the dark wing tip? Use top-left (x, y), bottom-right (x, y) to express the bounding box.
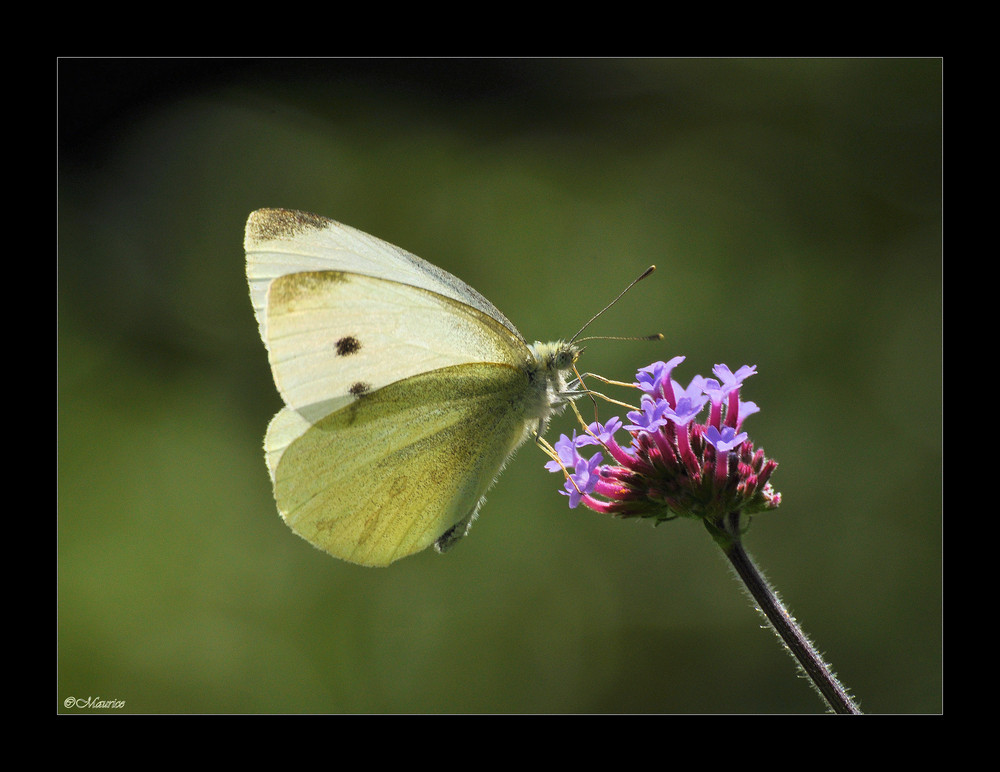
top-left (245, 208), bottom-right (332, 246)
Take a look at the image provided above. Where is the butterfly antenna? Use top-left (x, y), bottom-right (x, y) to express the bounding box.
top-left (569, 265), bottom-right (659, 345)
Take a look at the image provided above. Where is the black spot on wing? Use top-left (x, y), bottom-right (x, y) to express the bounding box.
top-left (336, 336), bottom-right (362, 356)
top-left (349, 382), bottom-right (372, 396)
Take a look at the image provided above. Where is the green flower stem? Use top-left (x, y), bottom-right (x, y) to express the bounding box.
top-left (706, 512), bottom-right (862, 715)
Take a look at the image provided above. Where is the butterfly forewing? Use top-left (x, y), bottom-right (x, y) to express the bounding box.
top-left (264, 270), bottom-right (531, 422)
top-left (245, 208), bottom-right (521, 343)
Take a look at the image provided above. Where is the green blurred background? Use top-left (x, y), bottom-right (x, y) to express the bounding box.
top-left (58, 59), bottom-right (941, 714)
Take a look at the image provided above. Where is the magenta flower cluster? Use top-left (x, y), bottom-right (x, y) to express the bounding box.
top-left (546, 357), bottom-right (781, 524)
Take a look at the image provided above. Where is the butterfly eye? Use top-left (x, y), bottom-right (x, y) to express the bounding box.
top-left (563, 347), bottom-right (581, 367)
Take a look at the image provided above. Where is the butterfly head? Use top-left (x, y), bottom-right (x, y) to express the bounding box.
top-left (524, 339), bottom-right (581, 426)
top-left (530, 339), bottom-right (580, 373)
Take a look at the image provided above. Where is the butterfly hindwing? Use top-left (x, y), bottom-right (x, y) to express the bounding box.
top-left (267, 363), bottom-right (535, 567)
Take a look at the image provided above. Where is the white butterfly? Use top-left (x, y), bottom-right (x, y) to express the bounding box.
top-left (246, 209), bottom-right (579, 566)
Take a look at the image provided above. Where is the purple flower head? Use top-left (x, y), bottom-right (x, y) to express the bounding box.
top-left (544, 357), bottom-right (780, 524)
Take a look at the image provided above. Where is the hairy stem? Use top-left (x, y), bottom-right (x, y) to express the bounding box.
top-left (707, 513), bottom-right (862, 714)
